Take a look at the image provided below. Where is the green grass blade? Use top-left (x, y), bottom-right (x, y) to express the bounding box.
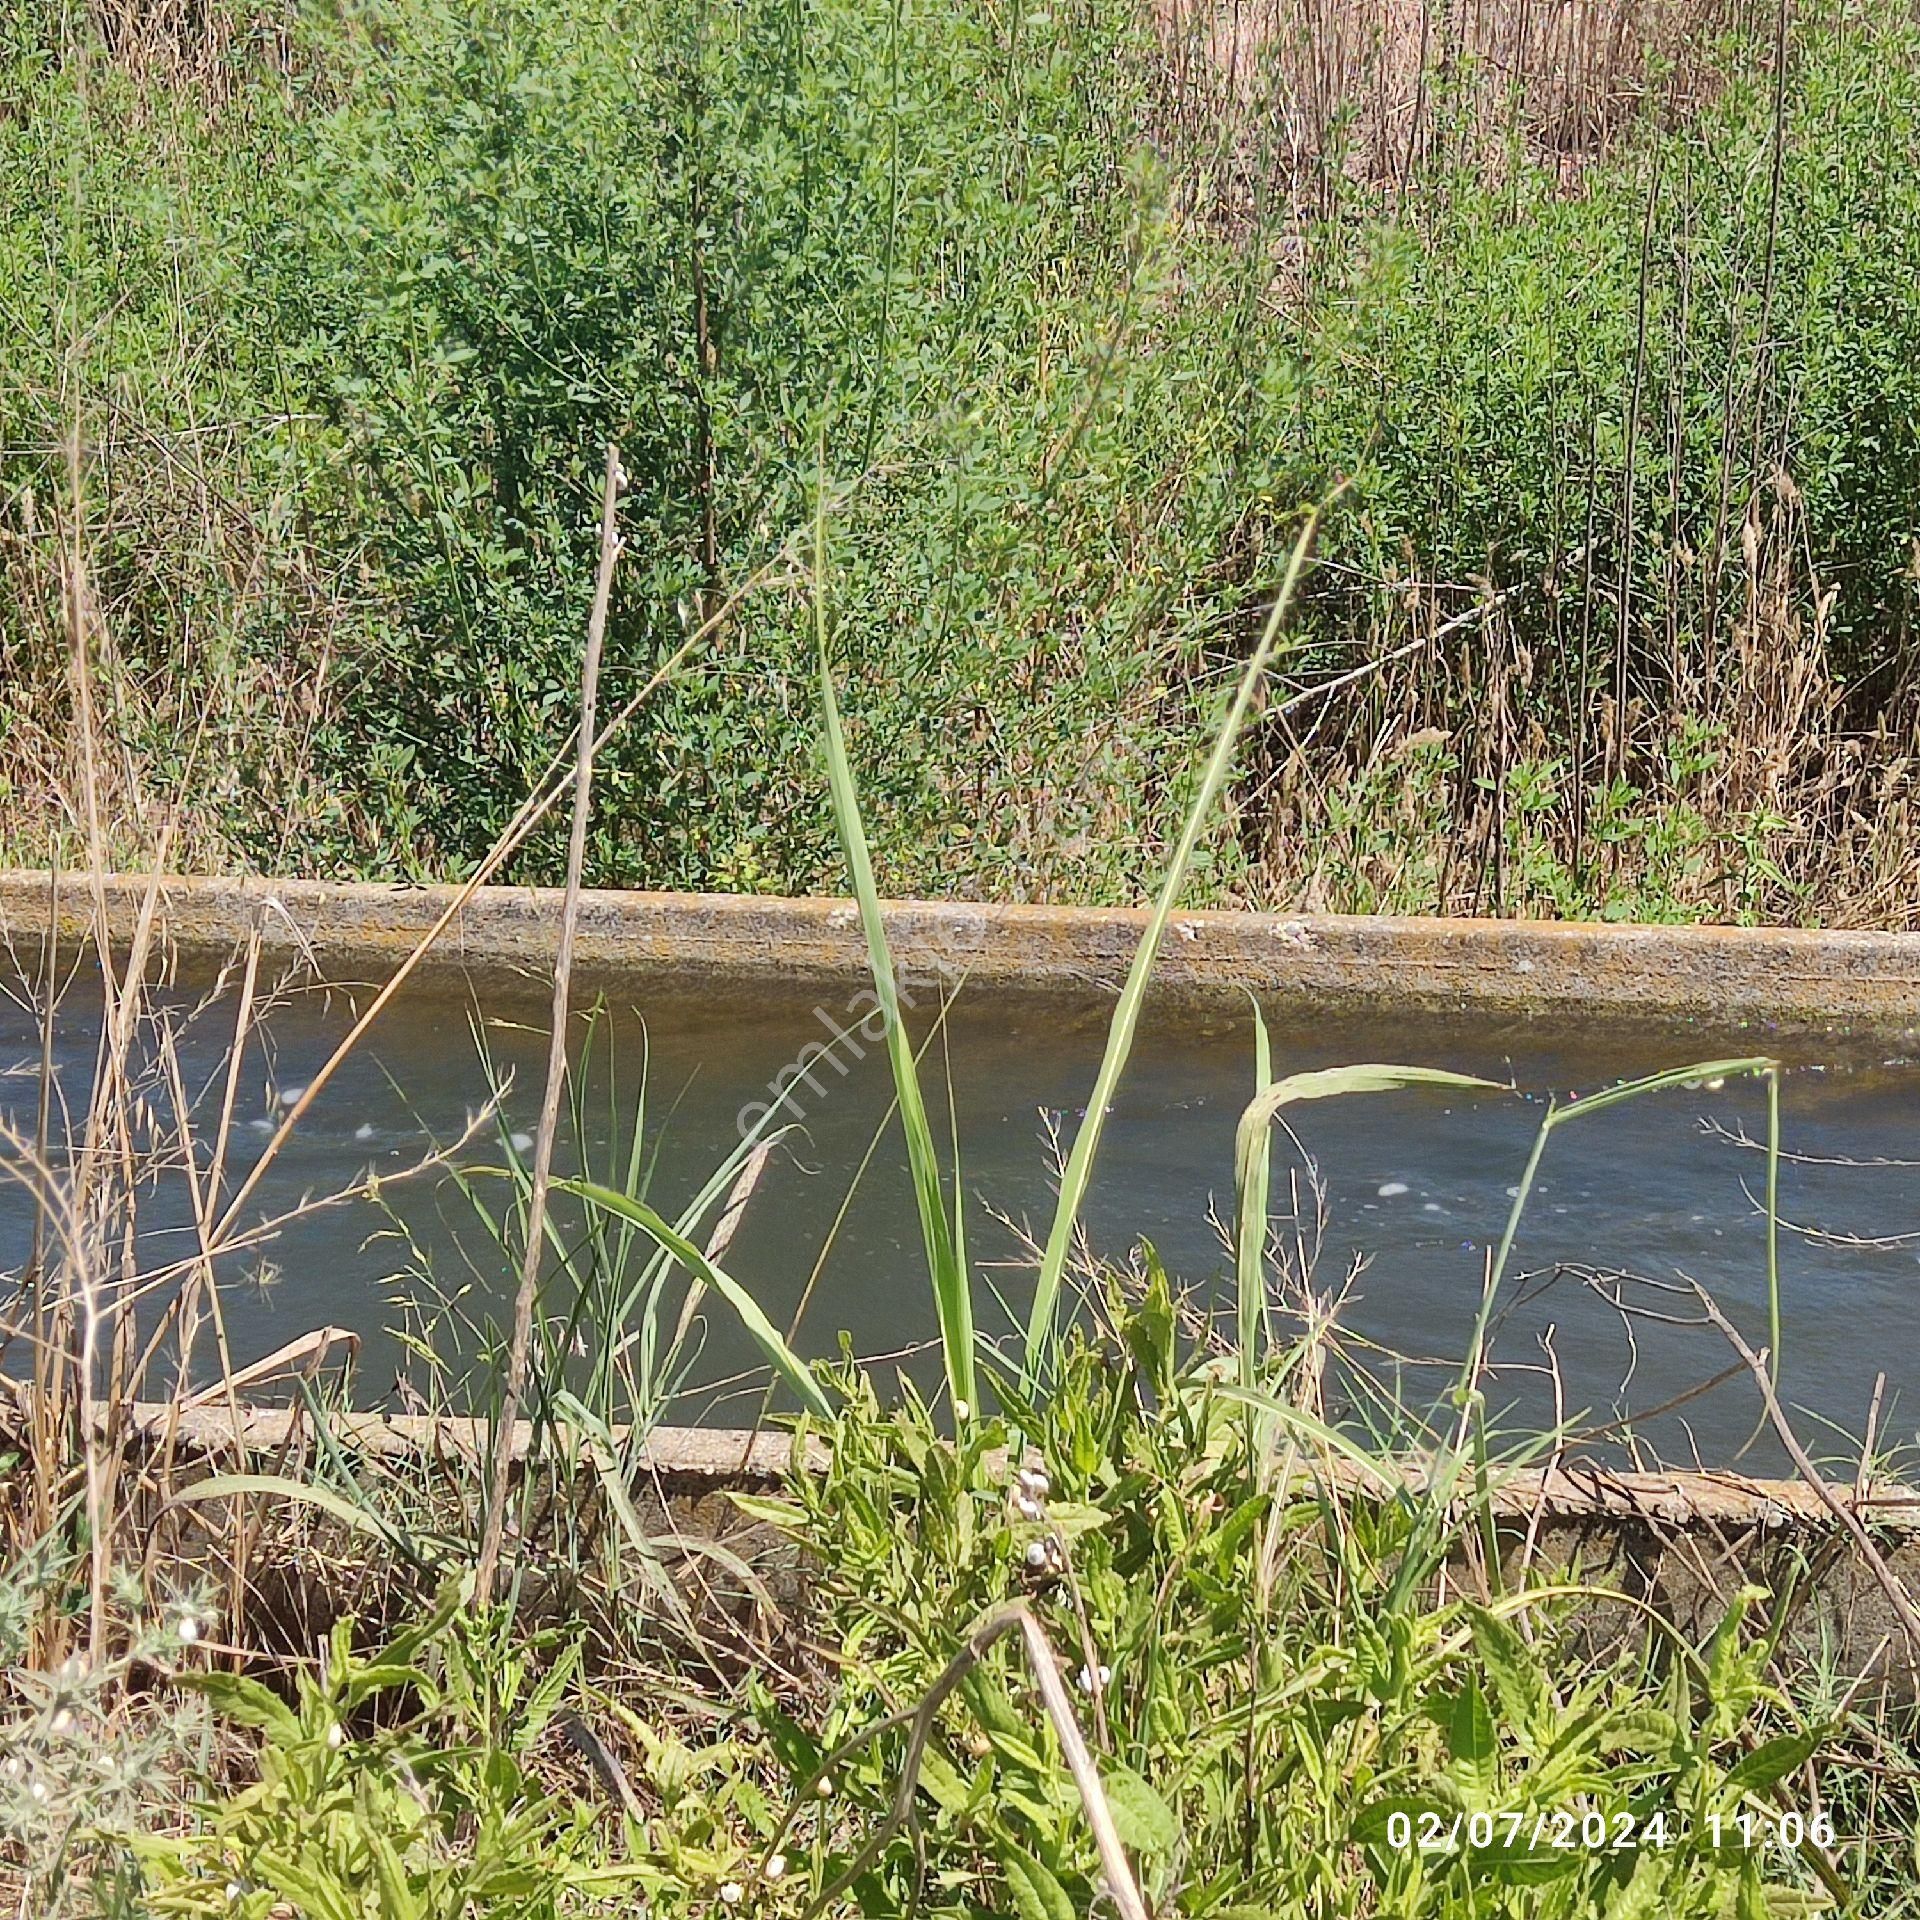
top-left (1021, 505), bottom-right (1323, 1384)
top-left (1234, 1064), bottom-right (1501, 1387)
top-left (165, 1473), bottom-right (419, 1559)
top-left (1236, 998), bottom-right (1274, 1388)
top-left (561, 1179), bottom-right (834, 1420)
top-left (815, 502), bottom-right (975, 1416)
top-left (1467, 1054), bottom-right (1783, 1403)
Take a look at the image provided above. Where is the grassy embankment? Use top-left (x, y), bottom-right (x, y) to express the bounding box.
top-left (7, 0), bottom-right (1920, 920)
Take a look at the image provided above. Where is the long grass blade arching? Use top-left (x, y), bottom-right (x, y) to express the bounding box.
top-left (1234, 1064), bottom-right (1500, 1392)
top-left (1463, 1055), bottom-right (1784, 1404)
top-left (1023, 506), bottom-right (1323, 1384)
top-left (560, 1180), bottom-right (833, 1420)
top-left (814, 496), bottom-right (976, 1416)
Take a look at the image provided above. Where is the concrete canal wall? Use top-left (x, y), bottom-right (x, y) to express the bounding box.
top-left (7, 869), bottom-right (1920, 1028)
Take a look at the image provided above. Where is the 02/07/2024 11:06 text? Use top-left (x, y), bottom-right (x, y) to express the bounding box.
top-left (1377, 1807), bottom-right (1838, 1856)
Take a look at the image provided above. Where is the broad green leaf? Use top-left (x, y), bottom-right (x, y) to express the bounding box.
top-left (1465, 1604), bottom-right (1545, 1753)
top-left (1100, 1763), bottom-right (1178, 1855)
top-left (1598, 1705), bottom-right (1683, 1757)
top-left (725, 1492), bottom-right (807, 1530)
top-left (512, 1640), bottom-right (582, 1752)
top-left (915, 1744), bottom-right (975, 1818)
top-left (172, 1670), bottom-right (301, 1744)
top-left (1349, 1796), bottom-right (1433, 1847)
top-left (342, 1663), bottom-right (436, 1710)
top-left (1599, 1850), bottom-right (1668, 1920)
top-left (983, 1726), bottom-right (1053, 1780)
top-left (1723, 1730), bottom-right (1823, 1798)
top-left (1002, 1844), bottom-right (1075, 1920)
top-left (367, 1827), bottom-right (424, 1920)
top-left (962, 1668), bottom-right (1026, 1740)
top-left (1037, 1501), bottom-right (1109, 1541)
top-left (1445, 1674), bottom-right (1497, 1801)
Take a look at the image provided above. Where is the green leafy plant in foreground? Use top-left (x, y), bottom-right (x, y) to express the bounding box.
top-left (127, 1599), bottom-right (637, 1920)
top-left (739, 1281), bottom-right (1848, 1919)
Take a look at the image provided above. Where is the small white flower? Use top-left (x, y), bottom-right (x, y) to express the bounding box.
top-left (815, 1773), bottom-right (834, 1798)
top-left (177, 1614), bottom-right (201, 1644)
top-left (1017, 1466), bottom-right (1050, 1498)
top-left (1077, 1665), bottom-right (1095, 1692)
top-left (953, 1399), bottom-right (970, 1421)
top-left (1023, 1540), bottom-right (1049, 1570)
top-left (1098, 1664), bottom-right (1112, 1688)
top-left (719, 1883), bottom-right (743, 1906)
top-left (225, 1883), bottom-right (247, 1903)
top-left (763, 1854), bottom-right (787, 1882)
top-left (1014, 1494), bottom-right (1042, 1520)
top-left (3, 1755), bottom-right (21, 1779)
top-left (28, 1779), bottom-right (47, 1803)
top-left (50, 1708), bottom-right (73, 1735)
top-left (326, 1722), bottom-right (346, 1750)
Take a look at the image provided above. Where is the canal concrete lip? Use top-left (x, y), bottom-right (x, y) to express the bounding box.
top-left (94, 1397), bottom-right (1920, 1533)
top-left (6, 868), bottom-right (1920, 1031)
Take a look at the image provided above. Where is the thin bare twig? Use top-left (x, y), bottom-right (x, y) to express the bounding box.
top-left (476, 444), bottom-right (625, 1608)
top-left (773, 1601), bottom-right (1151, 1920)
top-left (1692, 1283), bottom-right (1920, 1649)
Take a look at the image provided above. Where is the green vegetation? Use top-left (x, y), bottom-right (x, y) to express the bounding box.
top-left (10, 0), bottom-right (1920, 1911)
top-left (10, 1286), bottom-right (1920, 1916)
top-left (8, 0), bottom-right (1920, 918)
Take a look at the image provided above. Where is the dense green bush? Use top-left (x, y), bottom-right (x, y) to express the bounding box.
top-left (219, 0), bottom-right (1295, 894)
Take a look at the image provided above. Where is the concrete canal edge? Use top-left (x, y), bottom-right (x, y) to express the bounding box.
top-left (8, 868), bottom-right (1920, 1028)
top-left (102, 1401), bottom-right (1920, 1688)
top-left (107, 1400), bottom-right (1920, 1528)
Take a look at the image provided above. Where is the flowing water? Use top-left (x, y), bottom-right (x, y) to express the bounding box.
top-left (5, 956), bottom-right (1918, 1468)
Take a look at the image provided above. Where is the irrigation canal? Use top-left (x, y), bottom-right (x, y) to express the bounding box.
top-left (4, 952), bottom-right (1918, 1470)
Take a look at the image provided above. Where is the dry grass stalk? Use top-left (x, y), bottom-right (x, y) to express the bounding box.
top-left (1694, 1282), bottom-right (1920, 1652)
top-left (1155, 0), bottom-right (1736, 226)
top-left (476, 443), bottom-right (627, 1609)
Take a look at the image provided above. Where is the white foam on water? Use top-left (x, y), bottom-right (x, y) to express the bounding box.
top-left (1377, 1180), bottom-right (1409, 1197)
top-left (509, 1130), bottom-right (535, 1153)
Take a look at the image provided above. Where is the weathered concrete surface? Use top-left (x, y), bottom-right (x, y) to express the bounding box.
top-left (101, 1397), bottom-right (1920, 1530)
top-left (7, 869), bottom-right (1920, 1028)
top-left (24, 1395), bottom-right (1920, 1684)
top-left (111, 1401), bottom-right (825, 1487)
top-left (97, 1397), bottom-right (1919, 1529)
